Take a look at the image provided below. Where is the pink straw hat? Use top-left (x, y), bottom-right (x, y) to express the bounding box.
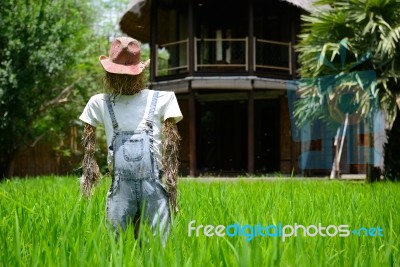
top-left (99, 37), bottom-right (150, 75)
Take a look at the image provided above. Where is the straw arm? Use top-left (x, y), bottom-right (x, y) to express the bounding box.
top-left (162, 118), bottom-right (181, 213)
top-left (81, 123), bottom-right (100, 197)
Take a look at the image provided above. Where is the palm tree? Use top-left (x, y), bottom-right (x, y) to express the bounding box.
top-left (294, 0), bottom-right (400, 181)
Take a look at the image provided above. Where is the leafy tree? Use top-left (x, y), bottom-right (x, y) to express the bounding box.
top-left (0, 0), bottom-right (105, 178)
top-left (294, 0), bottom-right (400, 180)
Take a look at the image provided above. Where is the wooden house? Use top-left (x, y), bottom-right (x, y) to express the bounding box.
top-left (118, 0), bottom-right (383, 177)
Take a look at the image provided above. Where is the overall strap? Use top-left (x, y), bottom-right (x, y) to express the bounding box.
top-left (146, 90), bottom-right (159, 176)
top-left (105, 94), bottom-right (119, 130)
top-left (105, 94), bottom-right (119, 152)
top-left (147, 90), bottom-right (159, 122)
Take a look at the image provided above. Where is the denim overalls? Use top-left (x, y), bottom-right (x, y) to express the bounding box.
top-left (105, 91), bottom-right (170, 245)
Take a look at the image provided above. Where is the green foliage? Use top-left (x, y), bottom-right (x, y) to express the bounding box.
top-left (0, 0), bottom-right (110, 177)
top-left (295, 0), bottom-right (400, 128)
top-left (0, 177), bottom-right (399, 266)
top-left (0, 0), bottom-right (152, 177)
top-left (93, 0), bottom-right (131, 40)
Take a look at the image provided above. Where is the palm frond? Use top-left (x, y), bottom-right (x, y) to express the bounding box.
top-left (295, 0), bottom-right (400, 128)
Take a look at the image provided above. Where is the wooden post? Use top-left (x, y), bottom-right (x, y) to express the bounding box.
top-left (188, 0), bottom-right (194, 76)
top-left (248, 0), bottom-right (254, 75)
top-left (150, 0), bottom-right (158, 82)
top-left (248, 90), bottom-right (255, 174)
top-left (189, 88), bottom-right (197, 177)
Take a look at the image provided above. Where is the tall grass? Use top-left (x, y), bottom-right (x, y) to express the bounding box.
top-left (0, 176), bottom-right (399, 266)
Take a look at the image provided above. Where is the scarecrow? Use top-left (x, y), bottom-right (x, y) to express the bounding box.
top-left (79, 36), bottom-right (182, 244)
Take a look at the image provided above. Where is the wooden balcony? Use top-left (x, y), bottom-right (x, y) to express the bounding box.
top-left (155, 37), bottom-right (293, 79)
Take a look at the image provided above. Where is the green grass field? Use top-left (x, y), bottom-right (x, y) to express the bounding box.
top-left (0, 176), bottom-right (399, 267)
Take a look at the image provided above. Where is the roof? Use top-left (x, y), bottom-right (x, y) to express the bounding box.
top-left (281, 0), bottom-right (330, 12)
top-left (119, 0), bottom-right (329, 41)
top-left (119, 0), bottom-right (151, 42)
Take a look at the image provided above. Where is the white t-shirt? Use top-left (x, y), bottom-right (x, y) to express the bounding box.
top-left (79, 89), bottom-right (183, 170)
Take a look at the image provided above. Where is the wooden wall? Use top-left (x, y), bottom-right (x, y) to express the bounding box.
top-left (11, 126), bottom-right (82, 177)
top-left (280, 96), bottom-right (300, 174)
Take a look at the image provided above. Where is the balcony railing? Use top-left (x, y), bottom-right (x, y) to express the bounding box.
top-left (156, 37), bottom-right (292, 76)
top-left (255, 38), bottom-right (292, 74)
top-left (155, 40), bottom-right (189, 76)
top-left (195, 37), bottom-right (248, 71)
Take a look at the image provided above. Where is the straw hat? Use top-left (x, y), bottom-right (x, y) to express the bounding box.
top-left (99, 37), bottom-right (150, 75)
